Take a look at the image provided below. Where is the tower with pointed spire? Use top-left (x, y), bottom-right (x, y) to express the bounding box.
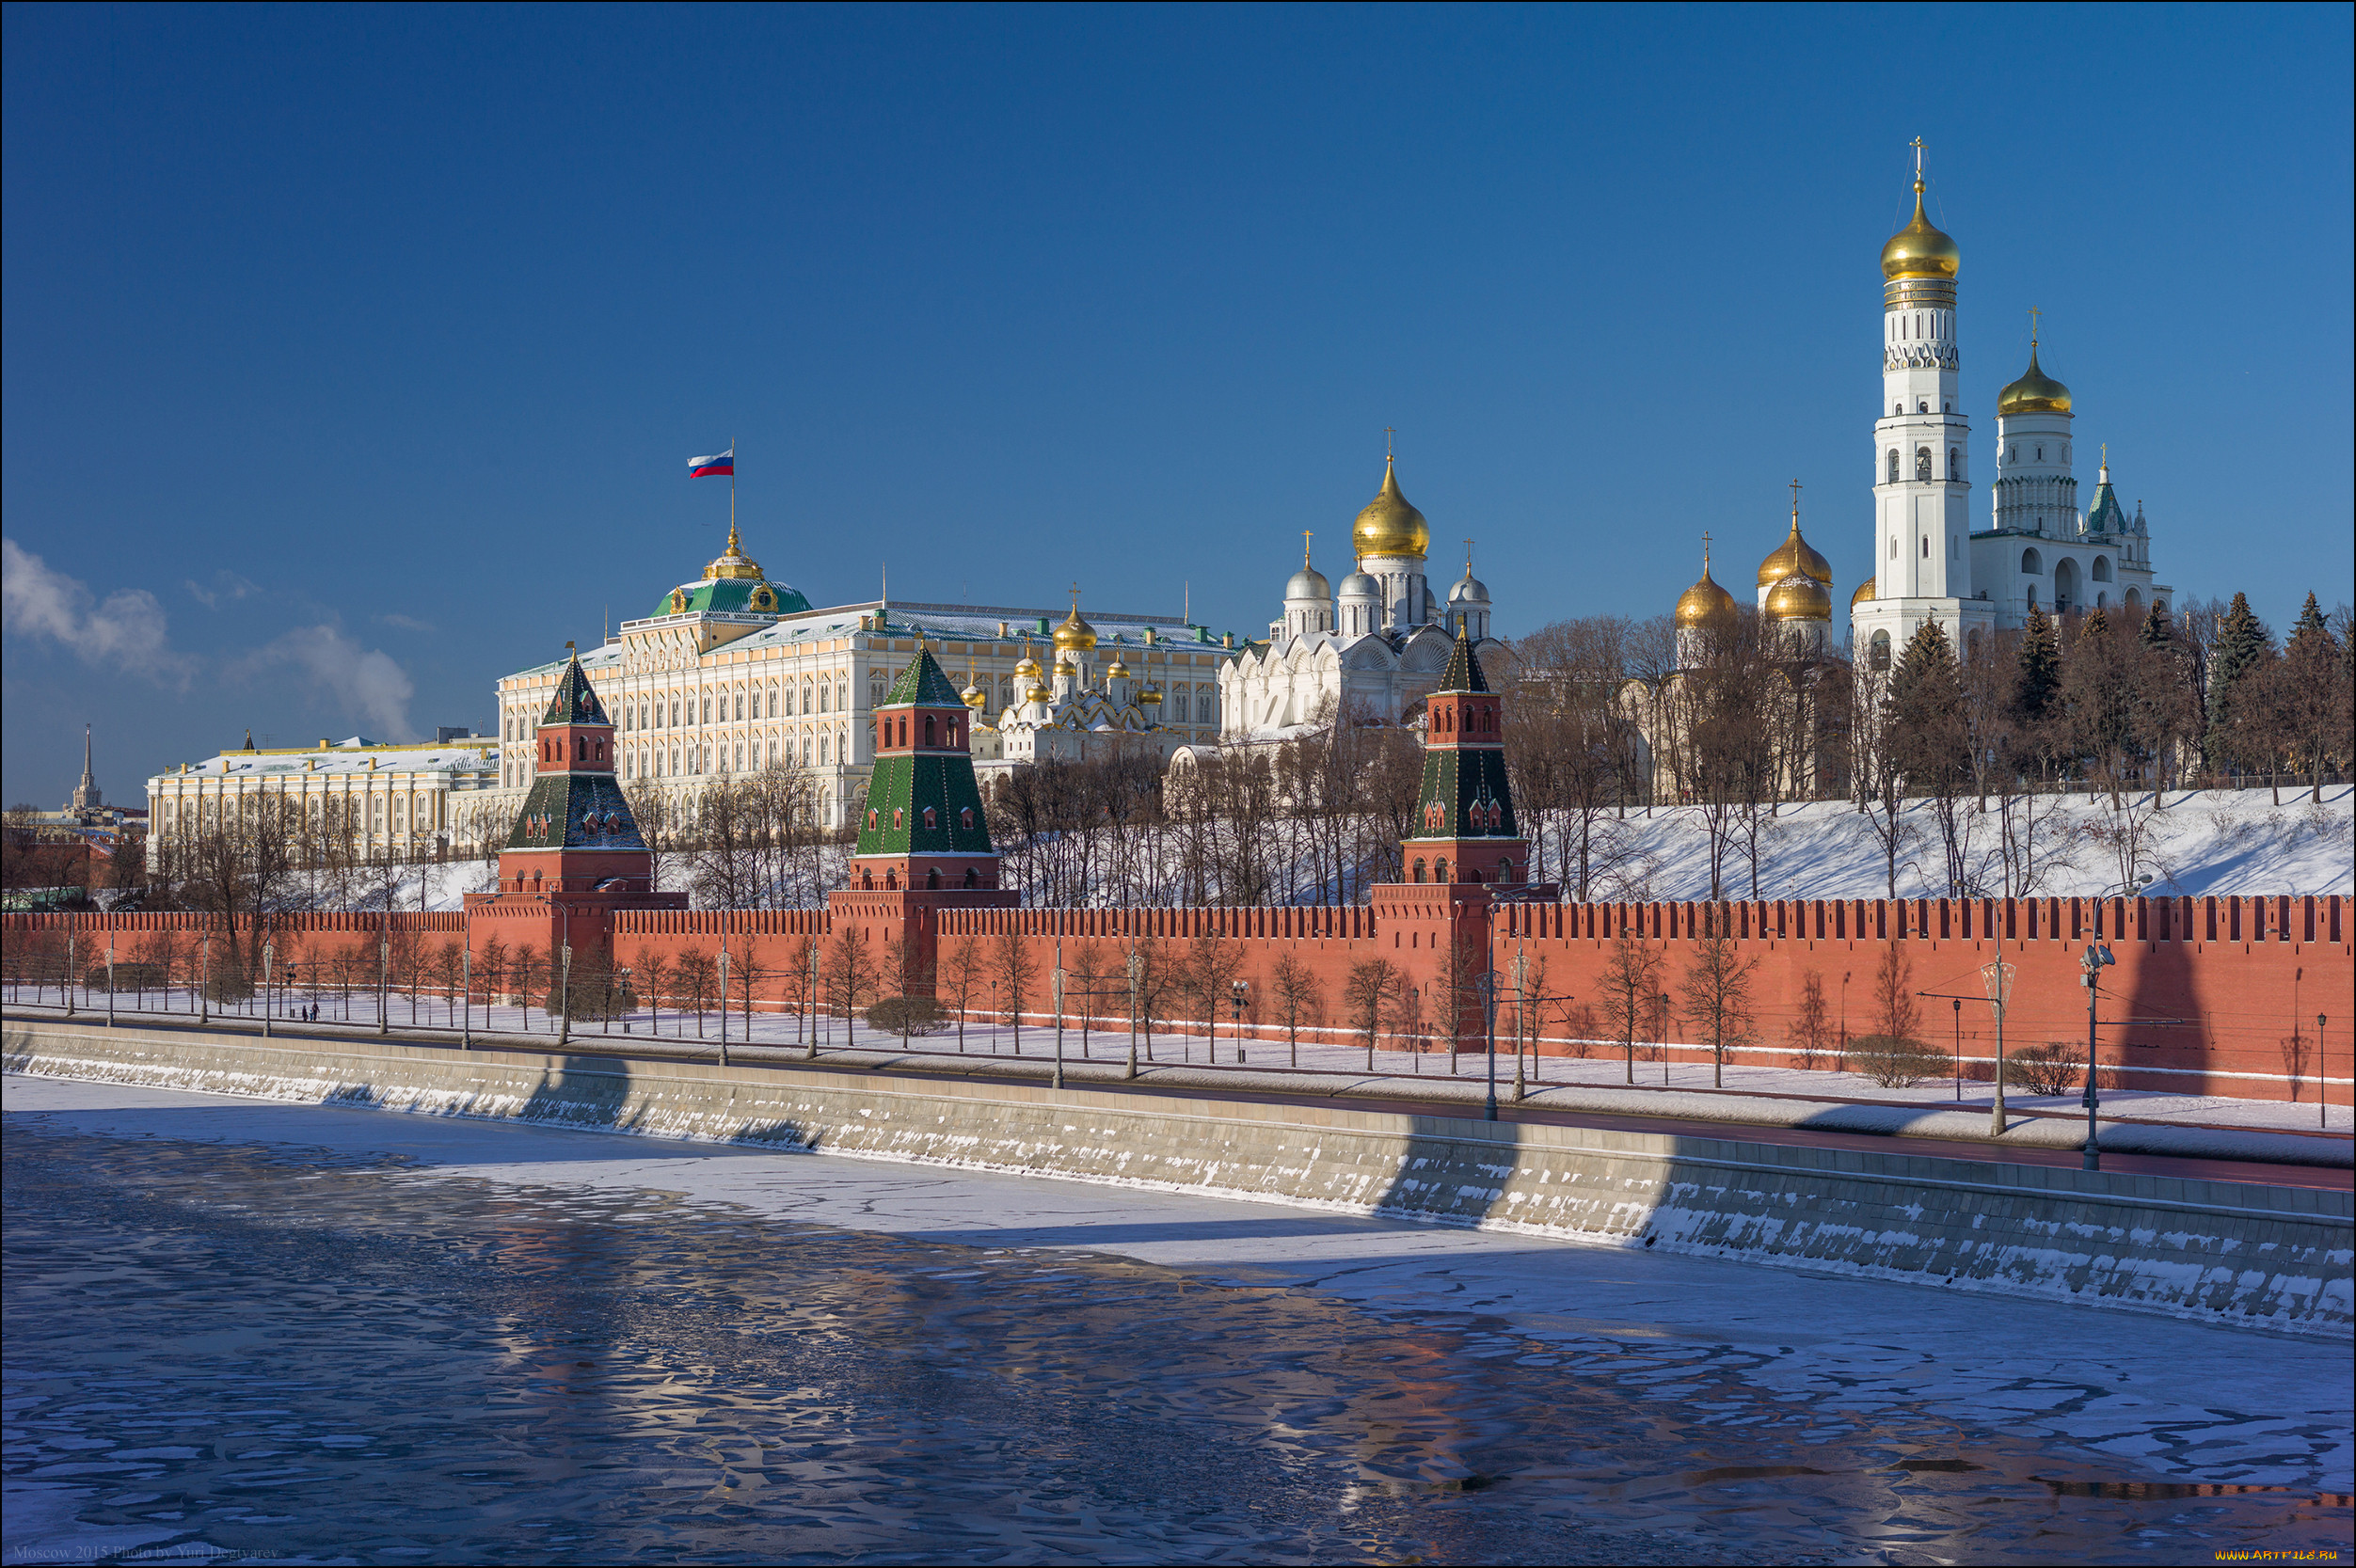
top-left (1399, 630), bottom-right (1527, 886)
top-left (830, 639), bottom-right (1016, 998)
top-left (1853, 139), bottom-right (1996, 671)
top-left (67, 725), bottom-right (103, 814)
top-left (465, 646), bottom-right (685, 968)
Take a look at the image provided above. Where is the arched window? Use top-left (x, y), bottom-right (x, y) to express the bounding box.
top-left (1870, 630), bottom-right (1892, 672)
top-left (1917, 400), bottom-right (1928, 414)
top-left (868, 809), bottom-right (879, 831)
top-left (1886, 449), bottom-right (1900, 483)
top-left (1413, 858), bottom-right (1426, 883)
top-left (927, 867), bottom-right (941, 889)
top-left (860, 867), bottom-right (874, 890)
top-left (1921, 536), bottom-right (1930, 558)
top-left (922, 806), bottom-right (937, 831)
top-left (2091, 556), bottom-right (2112, 583)
top-left (2027, 584), bottom-right (2039, 607)
top-left (1915, 447), bottom-right (1933, 482)
top-left (1435, 858), bottom-right (1450, 883)
top-left (892, 807), bottom-right (903, 829)
top-left (960, 807), bottom-right (974, 831)
top-left (1948, 447), bottom-right (1960, 479)
top-left (924, 715), bottom-right (937, 747)
top-left (2021, 548), bottom-right (2043, 575)
top-left (1893, 402), bottom-right (1902, 416)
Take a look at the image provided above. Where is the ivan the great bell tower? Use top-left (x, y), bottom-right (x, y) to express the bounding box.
top-left (1852, 140), bottom-right (1995, 670)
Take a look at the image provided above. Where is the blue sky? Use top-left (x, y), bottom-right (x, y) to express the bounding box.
top-left (5, 3), bottom-right (2350, 807)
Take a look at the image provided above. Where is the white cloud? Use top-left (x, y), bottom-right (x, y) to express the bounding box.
top-left (376, 612), bottom-right (437, 632)
top-left (186, 571), bottom-right (260, 610)
top-left (237, 626), bottom-right (417, 739)
top-left (2, 537), bottom-right (195, 688)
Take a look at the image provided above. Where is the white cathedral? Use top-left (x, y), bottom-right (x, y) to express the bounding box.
top-left (1848, 144), bottom-right (2169, 670)
top-left (1217, 455), bottom-right (1504, 740)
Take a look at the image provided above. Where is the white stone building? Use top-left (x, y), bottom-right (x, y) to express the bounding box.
top-left (1850, 145), bottom-right (2171, 671)
top-left (146, 734), bottom-right (502, 857)
top-left (1218, 456), bottom-right (1504, 741)
top-left (488, 526), bottom-right (1232, 827)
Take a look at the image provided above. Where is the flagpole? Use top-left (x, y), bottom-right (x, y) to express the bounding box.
top-left (730, 435), bottom-right (737, 540)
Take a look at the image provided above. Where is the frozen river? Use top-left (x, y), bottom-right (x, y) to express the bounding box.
top-left (4, 1075), bottom-right (2348, 1565)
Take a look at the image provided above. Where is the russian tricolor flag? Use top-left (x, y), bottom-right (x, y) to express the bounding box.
top-left (688, 448), bottom-right (734, 478)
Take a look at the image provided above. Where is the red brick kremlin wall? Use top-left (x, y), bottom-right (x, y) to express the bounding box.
top-left (6, 894), bottom-right (2348, 1103)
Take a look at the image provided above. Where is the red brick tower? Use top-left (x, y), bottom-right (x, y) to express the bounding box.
top-left (465, 647), bottom-right (684, 971)
top-left (1400, 628), bottom-right (1528, 885)
top-left (828, 641), bottom-right (1015, 997)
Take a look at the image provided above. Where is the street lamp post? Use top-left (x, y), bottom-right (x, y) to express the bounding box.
top-left (1231, 979), bottom-right (1250, 1064)
top-left (1052, 940), bottom-right (1066, 1091)
top-left (1982, 959), bottom-right (2015, 1135)
top-left (1477, 971), bottom-right (1500, 1121)
top-left (105, 931), bottom-right (116, 1029)
top-left (461, 949), bottom-right (471, 1050)
top-left (558, 942), bottom-right (573, 1046)
top-left (717, 943), bottom-right (730, 1067)
top-left (1658, 991), bottom-right (1672, 1085)
top-left (261, 941), bottom-right (275, 1038)
top-left (1125, 948), bottom-right (1142, 1081)
top-left (377, 933), bottom-right (390, 1036)
top-left (65, 931), bottom-right (76, 1018)
top-left (2080, 942), bottom-right (2115, 1169)
top-left (198, 936), bottom-right (209, 1026)
top-left (1951, 997), bottom-right (1962, 1101)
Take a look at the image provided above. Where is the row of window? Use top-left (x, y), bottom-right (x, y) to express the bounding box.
top-left (1886, 445), bottom-right (1965, 483)
top-left (865, 805), bottom-right (977, 833)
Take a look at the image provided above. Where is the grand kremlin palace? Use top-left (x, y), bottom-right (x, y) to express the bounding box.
top-left (487, 524), bottom-right (1237, 831)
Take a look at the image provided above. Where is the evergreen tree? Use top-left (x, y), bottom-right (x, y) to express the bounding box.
top-left (1883, 620), bottom-right (1967, 789)
top-left (2205, 592), bottom-right (2273, 774)
top-left (2139, 600), bottom-right (2172, 647)
top-left (2292, 591), bottom-right (2329, 641)
top-left (2010, 604), bottom-right (2061, 726)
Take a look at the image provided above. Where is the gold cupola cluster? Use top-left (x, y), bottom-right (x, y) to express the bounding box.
top-left (1352, 455), bottom-right (1431, 561)
top-left (1758, 492), bottom-right (1834, 624)
top-left (1880, 172), bottom-right (1960, 281)
top-left (1998, 344), bottom-right (2072, 416)
top-left (1053, 601), bottom-right (1098, 654)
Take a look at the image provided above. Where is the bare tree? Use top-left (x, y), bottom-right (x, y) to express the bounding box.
top-left (1677, 917), bottom-right (1759, 1087)
top-left (992, 927), bottom-right (1036, 1053)
top-left (1267, 949), bottom-right (1324, 1067)
top-left (1596, 918), bottom-right (1664, 1085)
top-left (1343, 958), bottom-right (1403, 1071)
top-left (1785, 967), bottom-right (1833, 1069)
top-left (938, 936), bottom-right (988, 1052)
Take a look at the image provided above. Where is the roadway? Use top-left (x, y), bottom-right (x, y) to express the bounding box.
top-left (7, 1003), bottom-right (2348, 1194)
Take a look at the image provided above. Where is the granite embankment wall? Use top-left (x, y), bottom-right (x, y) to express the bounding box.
top-left (7, 1019), bottom-right (2348, 1336)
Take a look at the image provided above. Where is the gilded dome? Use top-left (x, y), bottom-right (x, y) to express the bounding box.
top-left (1138, 686), bottom-right (1162, 705)
top-left (704, 520), bottom-right (766, 581)
top-left (1675, 564), bottom-right (1738, 629)
top-left (1013, 654), bottom-right (1042, 681)
top-left (1997, 346), bottom-right (2072, 416)
top-left (1764, 573), bottom-right (1833, 622)
top-left (1352, 456), bottom-right (1430, 561)
top-left (1053, 604), bottom-right (1098, 653)
top-left (1851, 577), bottom-right (1876, 609)
top-left (1757, 521), bottom-right (1832, 588)
top-left (1054, 656), bottom-right (1077, 677)
top-left (961, 680), bottom-right (988, 710)
top-left (1106, 657), bottom-right (1130, 680)
top-left (1880, 181), bottom-right (1960, 281)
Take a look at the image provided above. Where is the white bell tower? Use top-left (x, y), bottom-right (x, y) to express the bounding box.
top-left (1854, 140), bottom-right (1993, 671)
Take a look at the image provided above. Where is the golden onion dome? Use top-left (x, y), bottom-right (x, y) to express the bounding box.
top-left (1764, 573), bottom-right (1833, 623)
top-left (1138, 686), bottom-right (1162, 705)
top-left (1997, 345), bottom-right (2072, 416)
top-left (1054, 604), bottom-right (1098, 653)
top-left (1352, 455), bottom-right (1430, 560)
top-left (1880, 179), bottom-right (1960, 281)
top-left (1013, 654), bottom-right (1042, 680)
top-left (1675, 563), bottom-right (1738, 629)
top-left (1851, 577), bottom-right (1876, 609)
top-left (1106, 657), bottom-right (1130, 679)
top-left (1757, 520), bottom-right (1832, 588)
top-left (961, 681), bottom-right (988, 710)
top-left (1053, 656), bottom-right (1077, 677)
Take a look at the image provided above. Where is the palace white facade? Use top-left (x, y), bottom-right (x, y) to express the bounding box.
top-left (489, 527), bottom-right (1230, 826)
top-left (1218, 456), bottom-right (1504, 741)
top-left (1851, 146), bottom-right (2170, 669)
top-left (146, 734), bottom-right (502, 856)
